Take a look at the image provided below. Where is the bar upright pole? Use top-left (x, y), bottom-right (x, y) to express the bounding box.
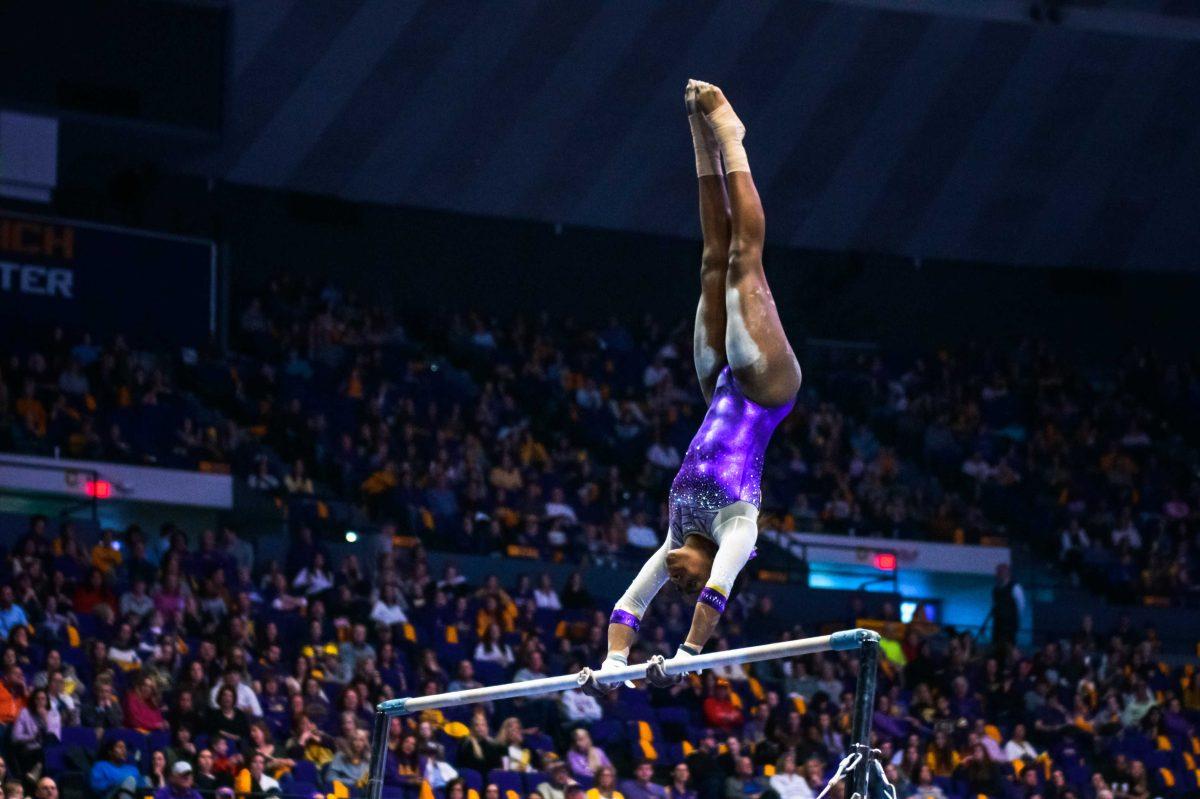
top-left (847, 635), bottom-right (880, 798)
top-left (367, 710), bottom-right (389, 799)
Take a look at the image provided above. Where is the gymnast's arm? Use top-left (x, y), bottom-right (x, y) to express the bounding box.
top-left (682, 512), bottom-right (758, 653)
top-left (597, 539), bottom-right (671, 672)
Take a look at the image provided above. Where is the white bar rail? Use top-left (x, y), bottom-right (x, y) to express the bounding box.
top-left (376, 627), bottom-right (878, 716)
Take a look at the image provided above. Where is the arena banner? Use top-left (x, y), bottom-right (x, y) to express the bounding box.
top-left (0, 210), bottom-right (216, 345)
top-left (0, 453), bottom-right (233, 509)
top-left (764, 529), bottom-right (1009, 575)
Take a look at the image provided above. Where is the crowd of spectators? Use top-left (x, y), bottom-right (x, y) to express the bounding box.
top-left (0, 278), bottom-right (1197, 603)
top-left (0, 513), bottom-right (1195, 799)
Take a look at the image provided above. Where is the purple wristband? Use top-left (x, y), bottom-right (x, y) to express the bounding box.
top-left (609, 609), bottom-right (641, 631)
top-left (698, 587), bottom-right (727, 614)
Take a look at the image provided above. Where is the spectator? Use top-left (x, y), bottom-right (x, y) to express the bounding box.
top-left (0, 667), bottom-right (25, 725)
top-left (702, 680), bottom-right (744, 731)
top-left (567, 728), bottom-right (611, 782)
top-left (82, 679), bottom-right (124, 730)
top-left (768, 753), bottom-right (811, 799)
top-left (620, 760), bottom-right (666, 799)
top-left (533, 574), bottom-right (562, 611)
top-left (666, 763), bottom-right (695, 799)
top-left (724, 755), bottom-right (765, 799)
top-left (10, 688), bottom-right (60, 780)
top-left (497, 717), bottom-right (533, 772)
top-left (475, 624), bottom-right (515, 668)
top-left (0, 588), bottom-right (28, 640)
top-left (124, 674), bottom-right (169, 731)
top-left (234, 753), bottom-right (280, 799)
top-left (207, 686), bottom-right (251, 746)
top-left (539, 760), bottom-right (579, 799)
top-left (907, 765), bottom-right (946, 799)
top-left (155, 761), bottom-right (201, 799)
top-left (559, 688), bottom-right (603, 725)
top-left (326, 729), bottom-right (370, 789)
top-left (581, 767), bottom-right (621, 799)
top-left (991, 564), bottom-right (1024, 654)
top-left (89, 739), bottom-right (143, 799)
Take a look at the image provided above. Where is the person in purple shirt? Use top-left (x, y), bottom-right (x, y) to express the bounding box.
top-left (872, 696), bottom-right (909, 741)
top-left (154, 762), bottom-right (202, 799)
top-left (665, 763), bottom-right (697, 799)
top-left (620, 760), bottom-right (668, 799)
top-left (587, 80), bottom-right (802, 692)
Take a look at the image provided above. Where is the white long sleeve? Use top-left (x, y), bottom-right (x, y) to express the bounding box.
top-left (613, 539), bottom-right (671, 622)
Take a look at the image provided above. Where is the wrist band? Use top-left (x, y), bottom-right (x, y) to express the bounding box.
top-left (679, 644), bottom-right (701, 657)
top-left (609, 609), bottom-right (641, 632)
top-left (698, 587), bottom-right (727, 614)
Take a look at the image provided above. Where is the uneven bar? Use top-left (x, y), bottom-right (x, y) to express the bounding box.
top-left (377, 628), bottom-right (878, 716)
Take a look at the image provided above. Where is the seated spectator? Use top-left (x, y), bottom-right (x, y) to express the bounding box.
top-left (369, 584), bottom-right (408, 627)
top-left (10, 688), bottom-right (60, 781)
top-left (455, 713), bottom-right (501, 775)
top-left (666, 763), bottom-right (694, 799)
top-left (1004, 723), bottom-right (1038, 763)
top-left (497, 717), bottom-right (533, 772)
top-left (514, 651), bottom-right (549, 684)
top-left (208, 686), bottom-right (252, 746)
top-left (419, 741), bottom-right (458, 790)
top-left (768, 753), bottom-right (811, 799)
top-left (567, 728), bottom-right (611, 782)
top-left (619, 760), bottom-right (666, 799)
top-left (81, 678), bottom-right (124, 730)
top-left (475, 623), bottom-right (515, 668)
top-left (124, 673), bottom-right (169, 731)
top-left (625, 513), bottom-right (658, 550)
top-left (0, 666), bottom-right (26, 726)
top-left (234, 753), bottom-right (280, 799)
top-left (588, 766), bottom-right (624, 799)
top-left (155, 762), bottom-right (201, 799)
top-left (907, 765), bottom-right (946, 799)
top-left (283, 460), bottom-right (314, 495)
top-left (702, 680), bottom-right (744, 732)
top-left (538, 756), bottom-right (578, 799)
top-left (559, 688), bottom-right (603, 726)
top-left (723, 756), bottom-right (765, 799)
top-left (90, 739), bottom-right (144, 799)
top-left (245, 720), bottom-right (295, 776)
top-left (533, 574), bottom-right (562, 611)
top-left (326, 729), bottom-right (370, 790)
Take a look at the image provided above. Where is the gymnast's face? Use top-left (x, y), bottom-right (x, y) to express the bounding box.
top-left (666, 547), bottom-right (712, 594)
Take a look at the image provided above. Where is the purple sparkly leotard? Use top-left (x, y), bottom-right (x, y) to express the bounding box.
top-left (667, 365), bottom-right (793, 546)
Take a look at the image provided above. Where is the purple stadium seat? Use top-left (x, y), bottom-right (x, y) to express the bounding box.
top-left (487, 770), bottom-right (525, 797)
top-left (458, 769), bottom-right (482, 793)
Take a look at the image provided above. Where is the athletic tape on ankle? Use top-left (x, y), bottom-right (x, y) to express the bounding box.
top-left (610, 609), bottom-right (641, 631)
top-left (689, 114), bottom-right (722, 177)
top-left (705, 104), bottom-right (750, 174)
top-left (698, 586), bottom-right (727, 614)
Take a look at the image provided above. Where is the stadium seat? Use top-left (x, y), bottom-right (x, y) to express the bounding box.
top-left (61, 726), bottom-right (99, 752)
top-left (486, 770), bottom-right (524, 798)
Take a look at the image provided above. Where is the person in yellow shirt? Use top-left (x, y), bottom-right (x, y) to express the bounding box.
top-left (585, 767), bottom-right (624, 799)
top-left (90, 530), bottom-right (123, 577)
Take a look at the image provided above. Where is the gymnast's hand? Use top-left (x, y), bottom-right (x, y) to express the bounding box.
top-left (581, 653), bottom-right (634, 698)
top-left (646, 645), bottom-right (699, 688)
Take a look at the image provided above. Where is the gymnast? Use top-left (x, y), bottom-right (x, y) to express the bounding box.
top-left (586, 80), bottom-right (802, 692)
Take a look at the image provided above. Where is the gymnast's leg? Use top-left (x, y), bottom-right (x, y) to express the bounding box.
top-left (696, 82), bottom-right (802, 409)
top-left (686, 79), bottom-right (732, 405)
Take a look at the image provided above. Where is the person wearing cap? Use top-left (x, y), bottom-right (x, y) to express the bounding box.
top-left (536, 755), bottom-right (577, 799)
top-left (701, 680), bottom-right (743, 732)
top-left (155, 761), bottom-right (202, 799)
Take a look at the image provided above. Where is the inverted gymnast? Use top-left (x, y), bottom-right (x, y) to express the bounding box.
top-left (585, 81), bottom-right (802, 693)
